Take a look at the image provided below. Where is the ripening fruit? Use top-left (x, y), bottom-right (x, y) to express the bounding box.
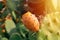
top-left (28, 0), bottom-right (45, 16)
top-left (22, 11), bottom-right (39, 32)
top-left (2, 29), bottom-right (5, 33)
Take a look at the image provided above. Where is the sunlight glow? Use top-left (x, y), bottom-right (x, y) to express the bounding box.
top-left (52, 0), bottom-right (57, 9)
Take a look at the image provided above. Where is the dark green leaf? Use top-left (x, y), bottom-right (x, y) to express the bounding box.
top-left (9, 33), bottom-right (21, 40)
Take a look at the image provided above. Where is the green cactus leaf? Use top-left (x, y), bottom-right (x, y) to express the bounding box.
top-left (12, 11), bottom-right (16, 20)
top-left (2, 37), bottom-right (8, 40)
top-left (6, 0), bottom-right (16, 11)
top-left (0, 35), bottom-right (2, 40)
top-left (9, 33), bottom-right (21, 40)
top-left (16, 23), bottom-right (29, 38)
top-left (36, 12), bottom-right (60, 40)
top-left (5, 19), bottom-right (16, 34)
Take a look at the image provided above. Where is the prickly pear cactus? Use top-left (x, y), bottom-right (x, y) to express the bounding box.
top-left (9, 33), bottom-right (21, 40)
top-left (36, 12), bottom-right (60, 40)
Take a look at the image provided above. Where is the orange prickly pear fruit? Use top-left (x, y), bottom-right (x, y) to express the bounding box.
top-left (22, 11), bottom-right (39, 32)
